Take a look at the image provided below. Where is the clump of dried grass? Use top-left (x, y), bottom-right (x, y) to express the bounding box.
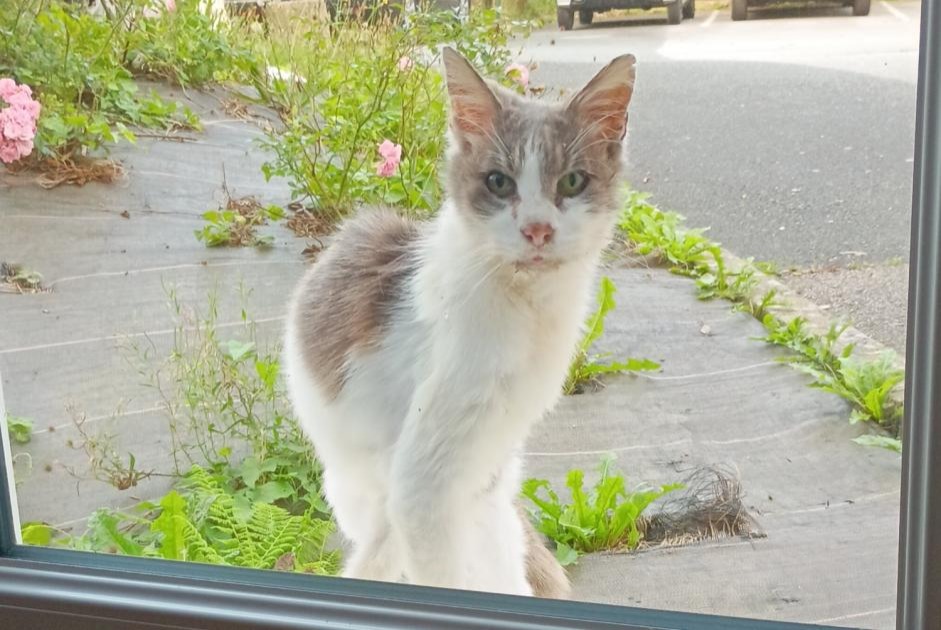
top-left (6, 156), bottom-right (125, 188)
top-left (642, 464), bottom-right (764, 547)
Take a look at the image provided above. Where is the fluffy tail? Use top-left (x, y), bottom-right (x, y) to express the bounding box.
top-left (519, 506), bottom-right (571, 599)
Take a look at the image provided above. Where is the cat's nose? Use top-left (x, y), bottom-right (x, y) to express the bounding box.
top-left (521, 222), bottom-right (555, 247)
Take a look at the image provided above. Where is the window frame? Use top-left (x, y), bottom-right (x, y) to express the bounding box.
top-left (1, 2), bottom-right (939, 629)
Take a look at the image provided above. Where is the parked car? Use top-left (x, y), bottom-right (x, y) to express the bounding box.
top-left (730, 0), bottom-right (869, 20)
top-left (556, 0), bottom-right (693, 29)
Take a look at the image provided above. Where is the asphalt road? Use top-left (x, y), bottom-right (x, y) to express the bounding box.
top-left (518, 1), bottom-right (920, 350)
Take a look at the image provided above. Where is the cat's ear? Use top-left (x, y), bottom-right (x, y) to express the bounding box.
top-left (567, 54), bottom-right (636, 142)
top-left (441, 46), bottom-right (502, 139)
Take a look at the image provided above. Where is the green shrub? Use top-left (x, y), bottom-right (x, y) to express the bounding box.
top-left (254, 8), bottom-right (530, 220)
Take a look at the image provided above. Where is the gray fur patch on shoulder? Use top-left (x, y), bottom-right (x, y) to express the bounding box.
top-left (291, 209), bottom-right (422, 399)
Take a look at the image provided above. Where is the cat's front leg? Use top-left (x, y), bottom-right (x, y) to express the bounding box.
top-left (388, 380), bottom-right (511, 591)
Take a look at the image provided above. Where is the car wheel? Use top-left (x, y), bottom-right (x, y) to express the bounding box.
top-left (579, 9), bottom-right (593, 23)
top-left (853, 0), bottom-right (870, 15)
top-left (667, 0), bottom-right (682, 23)
top-left (557, 6), bottom-right (574, 29)
top-left (682, 0), bottom-right (695, 18)
top-left (731, 0), bottom-right (747, 20)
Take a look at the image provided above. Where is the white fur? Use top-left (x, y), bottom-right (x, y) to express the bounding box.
top-left (284, 147), bottom-right (618, 594)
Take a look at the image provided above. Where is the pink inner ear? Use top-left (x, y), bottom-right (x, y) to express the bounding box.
top-left (582, 85), bottom-right (632, 140)
top-left (452, 102), bottom-right (492, 135)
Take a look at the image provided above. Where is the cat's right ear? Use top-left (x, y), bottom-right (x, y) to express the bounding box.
top-left (441, 47), bottom-right (501, 141)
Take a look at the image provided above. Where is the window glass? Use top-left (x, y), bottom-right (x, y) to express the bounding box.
top-left (0, 1), bottom-right (915, 628)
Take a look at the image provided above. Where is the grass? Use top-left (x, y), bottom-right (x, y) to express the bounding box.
top-left (564, 276), bottom-right (660, 395)
top-left (618, 189), bottom-right (905, 452)
top-left (521, 455), bottom-right (683, 565)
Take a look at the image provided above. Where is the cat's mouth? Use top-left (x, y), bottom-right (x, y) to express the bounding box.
top-left (514, 255), bottom-right (561, 272)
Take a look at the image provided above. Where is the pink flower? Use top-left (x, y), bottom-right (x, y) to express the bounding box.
top-left (0, 77), bottom-right (40, 165)
top-left (505, 63), bottom-right (530, 89)
top-left (165, 0), bottom-right (176, 11)
top-left (376, 140), bottom-right (402, 178)
top-left (398, 56), bottom-right (413, 72)
top-left (0, 142), bottom-right (21, 164)
top-left (1, 107), bottom-right (37, 141)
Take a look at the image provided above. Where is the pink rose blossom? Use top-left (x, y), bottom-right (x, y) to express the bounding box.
top-left (505, 63), bottom-right (530, 89)
top-left (1, 107), bottom-right (37, 141)
top-left (398, 56), bottom-right (414, 72)
top-left (0, 77), bottom-right (41, 165)
top-left (376, 139), bottom-right (402, 178)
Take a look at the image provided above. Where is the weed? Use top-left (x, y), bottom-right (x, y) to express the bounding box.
top-left (754, 260), bottom-right (780, 276)
top-left (564, 276), bottom-right (660, 395)
top-left (131, 290), bottom-right (329, 517)
top-left (521, 455), bottom-right (683, 565)
top-left (852, 434), bottom-right (902, 453)
top-left (0, 262), bottom-right (46, 293)
top-left (195, 196), bottom-right (284, 248)
top-left (68, 406), bottom-right (154, 490)
top-left (6, 415), bottom-right (33, 445)
top-left (618, 190), bottom-right (755, 301)
top-left (760, 315), bottom-right (904, 436)
top-left (619, 189), bottom-right (907, 450)
top-left (742, 288), bottom-right (779, 320)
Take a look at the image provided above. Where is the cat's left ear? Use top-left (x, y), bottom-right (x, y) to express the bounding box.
top-left (441, 46), bottom-right (502, 140)
top-left (567, 54), bottom-right (636, 142)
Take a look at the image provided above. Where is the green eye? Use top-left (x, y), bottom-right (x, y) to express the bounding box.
top-left (485, 171), bottom-right (516, 198)
top-left (557, 171), bottom-right (589, 197)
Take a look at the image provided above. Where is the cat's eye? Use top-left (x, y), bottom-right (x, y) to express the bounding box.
top-left (557, 171), bottom-right (589, 198)
top-left (485, 171), bottom-right (517, 198)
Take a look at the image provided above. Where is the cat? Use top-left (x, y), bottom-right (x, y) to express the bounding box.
top-left (283, 47), bottom-right (636, 597)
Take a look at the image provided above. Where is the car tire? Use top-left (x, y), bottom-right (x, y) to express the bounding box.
top-left (667, 0), bottom-right (682, 23)
top-left (853, 0), bottom-right (870, 15)
top-left (579, 9), bottom-right (594, 23)
top-left (557, 7), bottom-right (575, 29)
top-left (682, 0), bottom-right (695, 18)
top-left (731, 0), bottom-right (747, 20)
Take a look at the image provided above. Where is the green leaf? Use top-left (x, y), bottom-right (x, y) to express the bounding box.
top-left (152, 491), bottom-right (187, 560)
top-left (251, 480), bottom-right (294, 504)
top-left (232, 492), bottom-right (253, 523)
top-left (224, 340), bottom-right (256, 362)
top-left (554, 542), bottom-right (579, 566)
top-left (6, 415), bottom-right (33, 445)
top-left (21, 522), bottom-right (53, 546)
top-left (853, 434), bottom-right (902, 453)
top-left (581, 277), bottom-right (616, 351)
top-left (95, 511), bottom-right (144, 557)
top-left (236, 456), bottom-right (278, 489)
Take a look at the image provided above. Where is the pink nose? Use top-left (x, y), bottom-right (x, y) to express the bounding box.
top-left (521, 222), bottom-right (555, 247)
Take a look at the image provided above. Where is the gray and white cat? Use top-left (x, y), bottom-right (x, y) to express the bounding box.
top-left (283, 47), bottom-right (636, 597)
